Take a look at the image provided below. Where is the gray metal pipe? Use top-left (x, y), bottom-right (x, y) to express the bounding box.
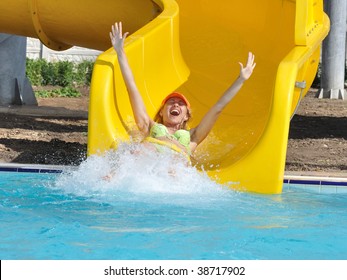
top-left (319, 0), bottom-right (347, 99)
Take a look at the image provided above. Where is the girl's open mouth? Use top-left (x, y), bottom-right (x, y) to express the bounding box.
top-left (170, 109), bottom-right (180, 116)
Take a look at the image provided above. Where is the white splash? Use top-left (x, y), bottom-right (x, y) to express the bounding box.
top-left (53, 143), bottom-right (231, 205)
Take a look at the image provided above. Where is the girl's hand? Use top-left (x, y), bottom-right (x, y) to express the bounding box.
top-left (239, 52), bottom-right (256, 81)
top-left (109, 22), bottom-right (129, 54)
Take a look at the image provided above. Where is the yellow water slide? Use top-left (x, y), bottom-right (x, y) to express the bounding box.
top-left (0, 0), bottom-right (329, 193)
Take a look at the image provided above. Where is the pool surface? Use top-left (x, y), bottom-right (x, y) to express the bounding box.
top-left (1, 155), bottom-right (347, 260)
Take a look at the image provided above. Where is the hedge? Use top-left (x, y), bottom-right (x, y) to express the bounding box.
top-left (26, 58), bottom-right (94, 97)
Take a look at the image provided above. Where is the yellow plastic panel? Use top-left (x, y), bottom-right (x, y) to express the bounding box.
top-left (0, 0), bottom-right (156, 51)
top-left (88, 0), bottom-right (190, 154)
top-left (0, 0), bottom-right (329, 193)
top-left (296, 0), bottom-right (325, 46)
top-left (175, 0), bottom-right (329, 193)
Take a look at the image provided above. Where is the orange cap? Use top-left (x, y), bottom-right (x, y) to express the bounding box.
top-left (161, 92), bottom-right (191, 109)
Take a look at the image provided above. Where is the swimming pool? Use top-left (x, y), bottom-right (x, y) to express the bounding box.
top-left (1, 157), bottom-right (347, 260)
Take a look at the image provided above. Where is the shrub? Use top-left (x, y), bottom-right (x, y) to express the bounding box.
top-left (26, 58), bottom-right (46, 86)
top-left (34, 86), bottom-right (81, 98)
top-left (26, 58), bottom-right (94, 97)
top-left (56, 61), bottom-right (74, 87)
top-left (41, 61), bottom-right (57, 86)
top-left (75, 60), bottom-right (94, 86)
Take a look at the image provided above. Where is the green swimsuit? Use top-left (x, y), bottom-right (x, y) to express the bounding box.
top-left (144, 123), bottom-right (191, 159)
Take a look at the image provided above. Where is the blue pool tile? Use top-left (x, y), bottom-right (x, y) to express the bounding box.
top-left (0, 167), bottom-right (18, 172)
top-left (18, 168), bottom-right (40, 173)
top-left (0, 166), bottom-right (63, 174)
top-left (321, 180), bottom-right (347, 187)
top-left (39, 169), bottom-right (63, 174)
top-left (289, 179), bottom-right (321, 185)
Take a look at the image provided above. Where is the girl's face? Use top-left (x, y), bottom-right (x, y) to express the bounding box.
top-left (161, 97), bottom-right (189, 126)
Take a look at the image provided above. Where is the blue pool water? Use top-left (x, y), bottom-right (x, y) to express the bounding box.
top-left (1, 150), bottom-right (347, 260)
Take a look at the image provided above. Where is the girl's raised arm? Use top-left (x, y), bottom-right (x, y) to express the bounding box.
top-left (110, 22), bottom-right (153, 134)
top-left (190, 52), bottom-right (256, 151)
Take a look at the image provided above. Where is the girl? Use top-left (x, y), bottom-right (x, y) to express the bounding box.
top-left (110, 22), bottom-right (256, 163)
